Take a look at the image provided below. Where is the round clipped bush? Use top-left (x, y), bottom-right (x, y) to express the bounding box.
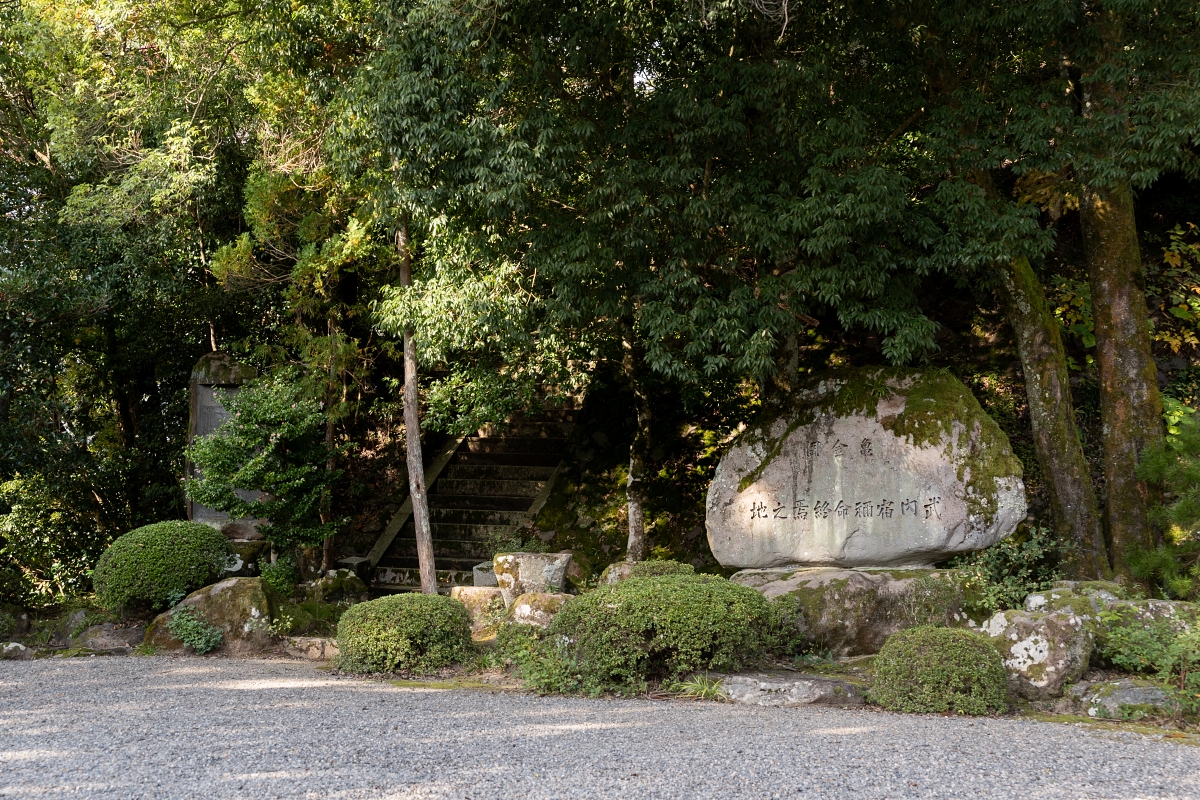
top-left (93, 521), bottom-right (232, 611)
top-left (545, 574), bottom-right (772, 693)
top-left (336, 592), bottom-right (473, 674)
top-left (870, 626), bottom-right (1008, 715)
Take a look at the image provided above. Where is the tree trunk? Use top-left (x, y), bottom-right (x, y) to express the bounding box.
top-left (998, 257), bottom-right (1109, 578)
top-left (321, 318), bottom-right (338, 573)
top-left (398, 220), bottom-right (438, 594)
top-left (1080, 178), bottom-right (1163, 577)
top-left (622, 337), bottom-right (651, 563)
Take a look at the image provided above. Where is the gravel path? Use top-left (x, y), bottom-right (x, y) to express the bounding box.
top-left (1, 657), bottom-right (1198, 799)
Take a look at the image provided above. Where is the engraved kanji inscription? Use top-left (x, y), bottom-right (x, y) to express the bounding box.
top-left (924, 496), bottom-right (943, 519)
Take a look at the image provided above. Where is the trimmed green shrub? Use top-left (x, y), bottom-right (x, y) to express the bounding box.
top-left (336, 592), bottom-right (472, 674)
top-left (628, 560), bottom-right (695, 579)
top-left (535, 574), bottom-right (772, 694)
top-left (870, 626), bottom-right (1008, 715)
top-left (260, 555), bottom-right (300, 597)
top-left (93, 521), bottom-right (232, 611)
top-left (166, 606), bottom-right (224, 654)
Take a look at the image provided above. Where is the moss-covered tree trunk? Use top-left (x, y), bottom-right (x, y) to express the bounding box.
top-left (1080, 178), bottom-right (1164, 576)
top-left (998, 257), bottom-right (1108, 578)
top-left (622, 336), bottom-right (651, 563)
top-left (398, 220), bottom-right (438, 594)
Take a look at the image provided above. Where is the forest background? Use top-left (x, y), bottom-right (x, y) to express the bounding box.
top-left (2, 0), bottom-right (1199, 606)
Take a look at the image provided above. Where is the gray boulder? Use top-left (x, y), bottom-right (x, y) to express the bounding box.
top-left (978, 609), bottom-right (1093, 700)
top-left (732, 566), bottom-right (969, 656)
top-left (493, 552), bottom-right (573, 607)
top-left (717, 672), bottom-right (864, 707)
top-left (1, 642), bottom-right (31, 661)
top-left (1069, 679), bottom-right (1180, 720)
top-left (706, 369), bottom-right (1026, 570)
top-left (73, 623), bottom-right (145, 653)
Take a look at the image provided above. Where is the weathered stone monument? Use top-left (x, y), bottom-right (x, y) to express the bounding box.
top-left (187, 353), bottom-right (265, 571)
top-left (707, 368), bottom-right (1026, 569)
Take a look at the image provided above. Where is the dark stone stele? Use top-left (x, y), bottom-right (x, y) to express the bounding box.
top-left (187, 352), bottom-right (263, 541)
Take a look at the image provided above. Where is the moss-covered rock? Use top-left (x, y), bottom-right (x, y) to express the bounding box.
top-left (493, 552), bottom-right (573, 606)
top-left (870, 626), bottom-right (1009, 715)
top-left (503, 592), bottom-right (570, 629)
top-left (94, 521), bottom-right (232, 612)
top-left (450, 586), bottom-right (506, 635)
top-left (707, 368), bottom-right (1026, 569)
top-left (305, 569), bottom-right (369, 604)
top-left (978, 609), bottom-right (1094, 700)
top-left (1068, 678), bottom-right (1181, 720)
top-left (599, 559), bottom-right (696, 585)
top-left (734, 567), bottom-right (970, 656)
top-left (144, 577), bottom-right (283, 655)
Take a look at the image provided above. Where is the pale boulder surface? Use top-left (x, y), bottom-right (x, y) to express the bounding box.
top-left (732, 567), bottom-right (969, 656)
top-left (503, 592), bottom-right (571, 629)
top-left (707, 368), bottom-right (1026, 569)
top-left (493, 552), bottom-right (573, 607)
top-left (979, 609), bottom-right (1094, 700)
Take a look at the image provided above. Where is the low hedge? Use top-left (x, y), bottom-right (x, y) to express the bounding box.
top-left (869, 626), bottom-right (1008, 715)
top-left (336, 592), bottom-right (473, 674)
top-left (531, 574), bottom-right (772, 694)
top-left (93, 521), bottom-right (231, 611)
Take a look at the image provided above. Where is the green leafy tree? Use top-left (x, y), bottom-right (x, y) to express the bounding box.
top-left (185, 376), bottom-right (341, 548)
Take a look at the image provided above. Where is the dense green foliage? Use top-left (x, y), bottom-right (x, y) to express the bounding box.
top-left (526, 575), bottom-right (773, 695)
top-left (949, 527), bottom-right (1064, 615)
top-left (870, 627), bottom-right (1009, 716)
top-left (185, 378), bottom-right (341, 547)
top-left (166, 606), bottom-right (225, 654)
top-left (92, 521), bottom-right (231, 612)
top-left (628, 560), bottom-right (696, 579)
top-left (336, 593), bottom-right (472, 674)
top-left (1099, 608), bottom-right (1200, 713)
top-left (1, 0), bottom-right (1198, 603)
top-left (259, 556), bottom-right (301, 598)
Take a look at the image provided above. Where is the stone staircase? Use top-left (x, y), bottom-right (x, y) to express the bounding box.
top-left (371, 407), bottom-right (576, 591)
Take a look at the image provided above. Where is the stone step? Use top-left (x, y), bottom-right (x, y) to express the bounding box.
top-left (466, 437), bottom-right (567, 455)
top-left (434, 478), bottom-right (544, 497)
top-left (477, 421), bottom-right (575, 438)
top-left (452, 451), bottom-right (561, 467)
top-left (443, 464), bottom-right (555, 481)
top-left (386, 538), bottom-right (494, 560)
top-left (428, 493), bottom-right (531, 511)
top-left (430, 522), bottom-right (517, 540)
top-left (429, 507), bottom-right (528, 526)
top-left (372, 566), bottom-right (475, 591)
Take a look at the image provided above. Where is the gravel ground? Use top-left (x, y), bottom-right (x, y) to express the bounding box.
top-left (1, 657), bottom-right (1198, 799)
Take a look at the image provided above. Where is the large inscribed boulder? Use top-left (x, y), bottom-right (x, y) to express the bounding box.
top-left (707, 369), bottom-right (1026, 569)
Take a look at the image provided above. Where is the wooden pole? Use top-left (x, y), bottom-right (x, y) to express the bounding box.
top-left (398, 218), bottom-right (438, 594)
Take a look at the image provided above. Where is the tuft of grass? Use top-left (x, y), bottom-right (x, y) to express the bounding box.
top-left (671, 671), bottom-right (727, 701)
